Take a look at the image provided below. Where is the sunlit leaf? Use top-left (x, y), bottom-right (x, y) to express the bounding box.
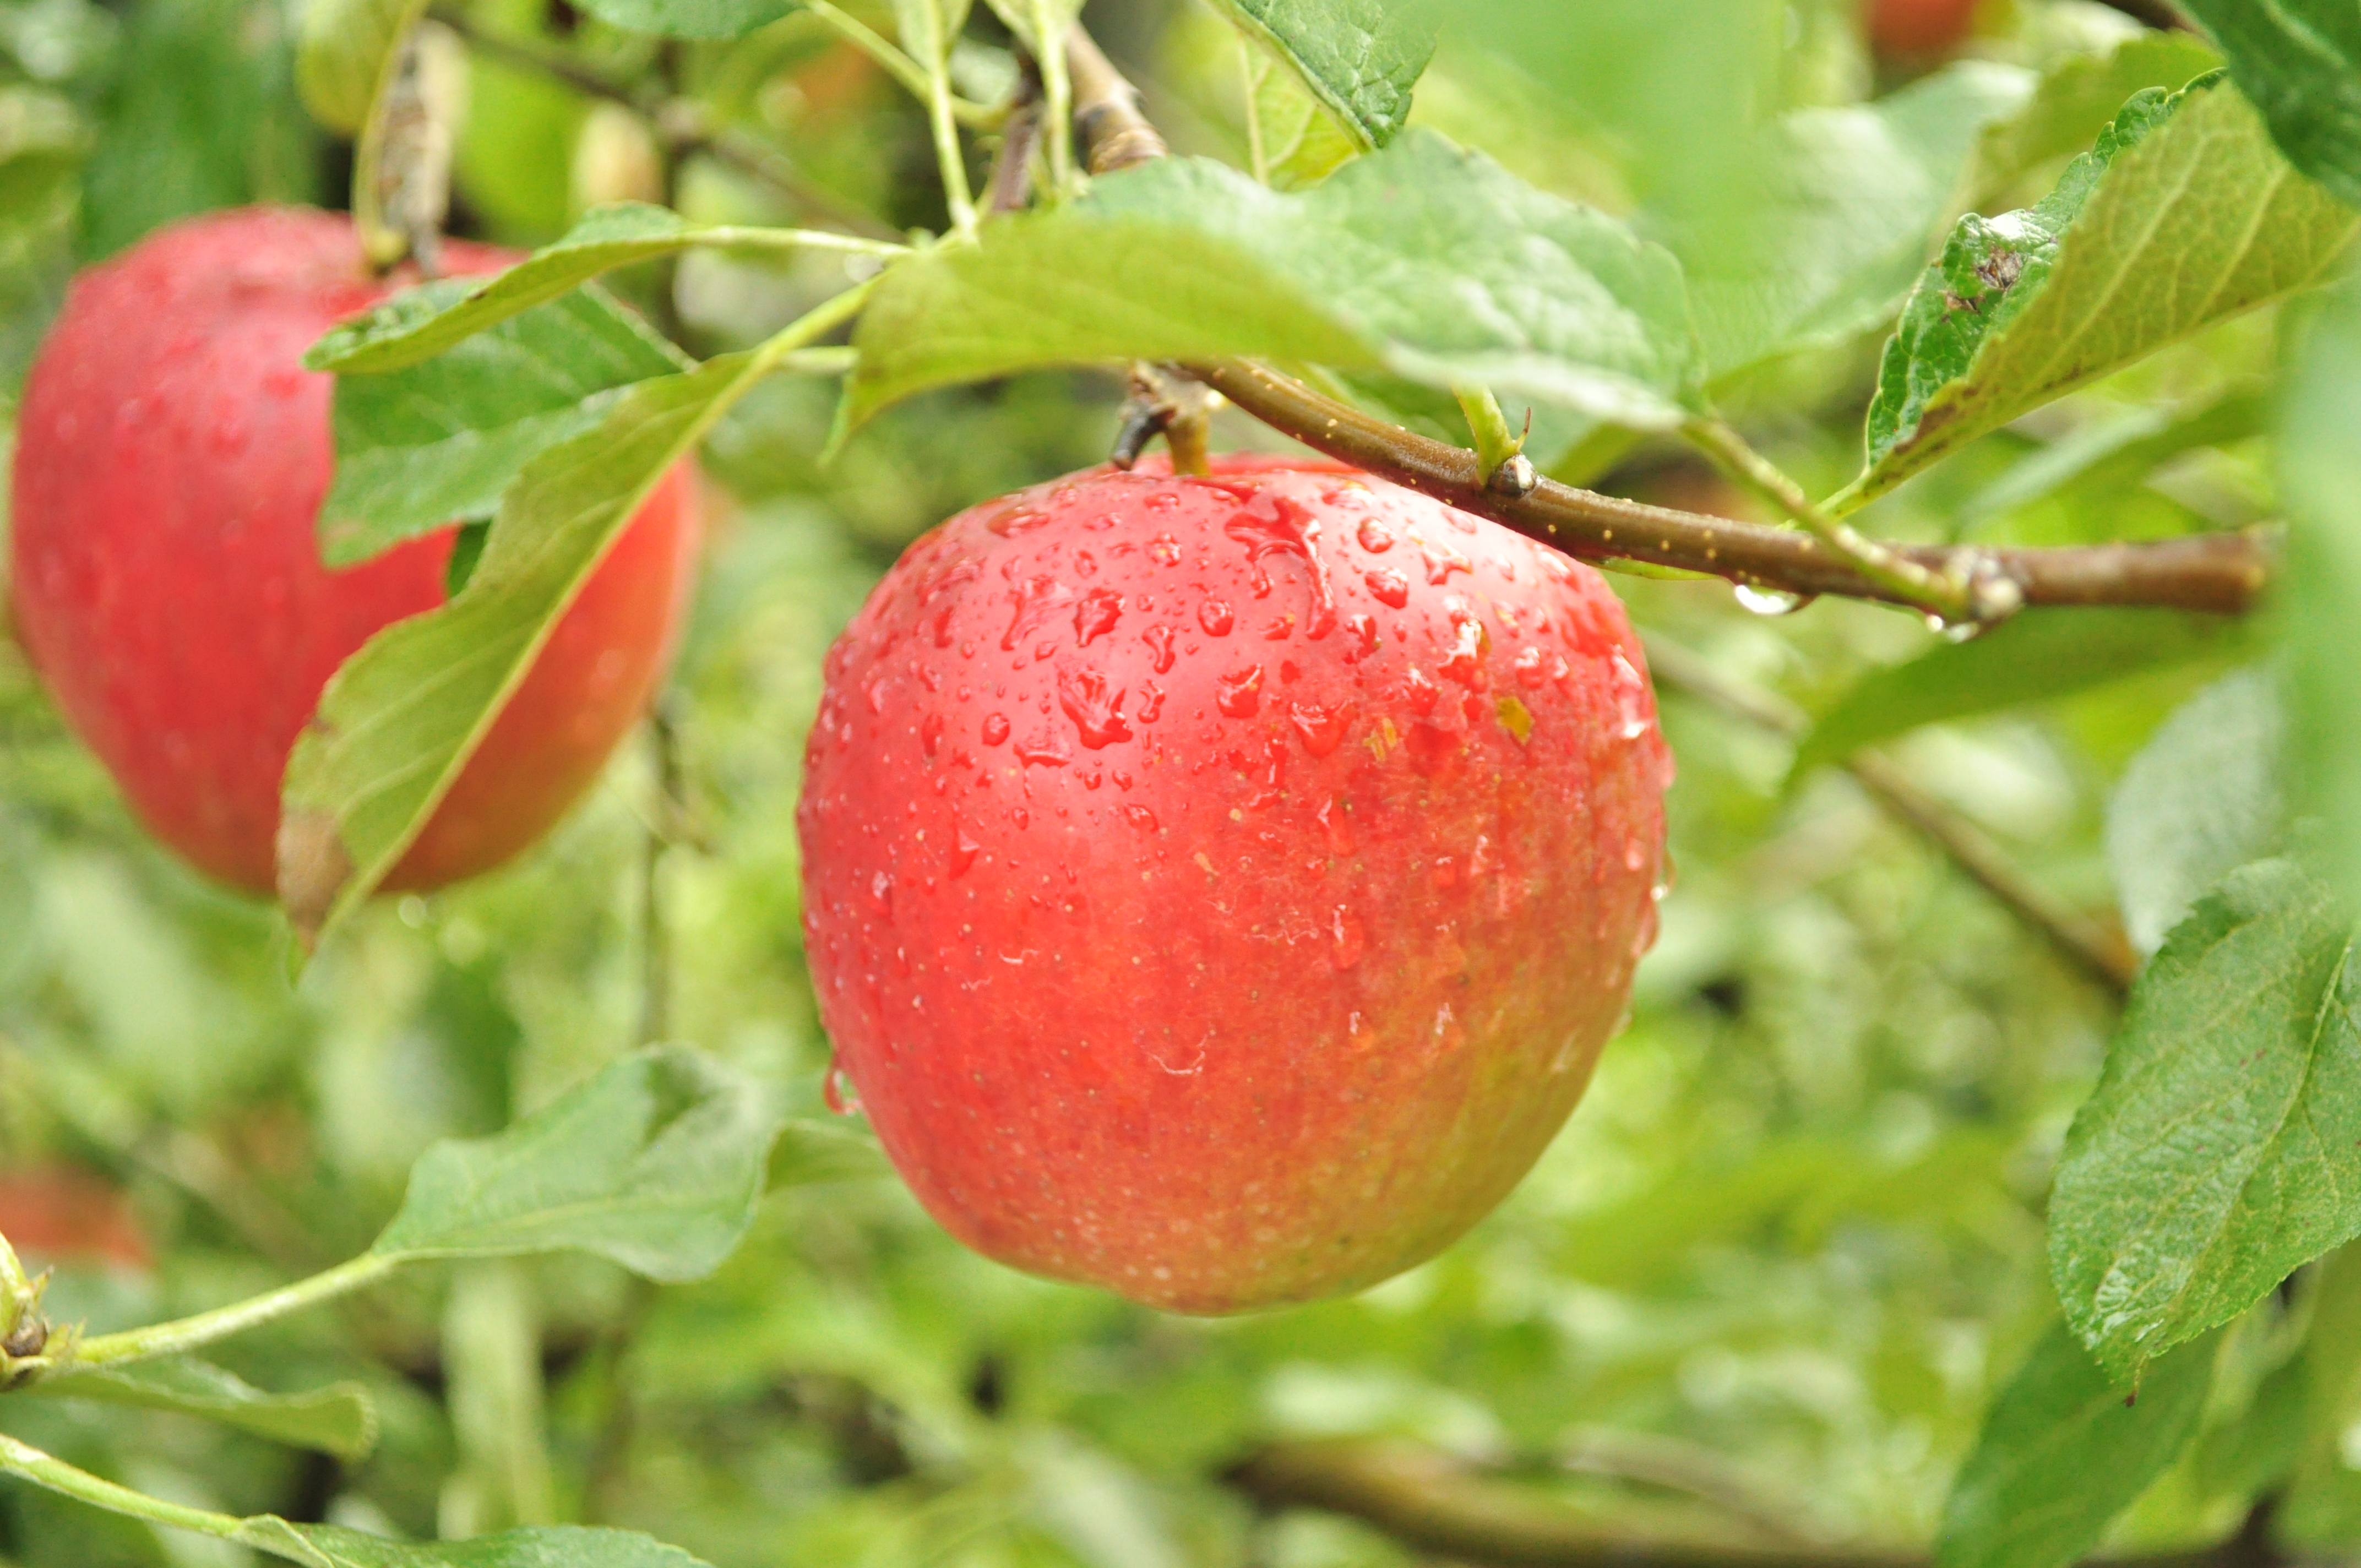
top-left (1968, 31), bottom-right (2223, 202)
top-left (2050, 859), bottom-right (2361, 1382)
top-left (1936, 1324), bottom-right (2217, 1568)
top-left (322, 285), bottom-right (689, 565)
top-left (1201, 0), bottom-right (1436, 150)
top-left (278, 352), bottom-right (746, 940)
top-left (569, 0), bottom-right (792, 39)
top-left (1682, 61), bottom-right (2034, 382)
top-left (1849, 77), bottom-right (2355, 505)
top-left (372, 1047), bottom-right (781, 1281)
top-left (845, 132), bottom-right (1701, 437)
top-left (307, 204), bottom-right (864, 373)
top-left (2171, 0), bottom-right (2361, 206)
top-left (2281, 279), bottom-right (2361, 925)
top-left (2105, 668), bottom-right (2284, 956)
top-left (294, 0), bottom-right (422, 136)
top-left (38, 1359), bottom-right (378, 1461)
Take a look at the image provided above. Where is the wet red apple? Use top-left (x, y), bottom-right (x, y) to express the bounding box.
top-left (8, 206), bottom-right (699, 895)
top-left (1867, 0), bottom-right (1979, 59)
top-left (798, 455), bottom-right (1672, 1313)
top-left (0, 1169), bottom-right (149, 1272)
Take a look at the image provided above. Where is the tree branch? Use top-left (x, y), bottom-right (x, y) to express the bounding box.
top-left (1639, 634), bottom-right (2138, 996)
top-left (1193, 361), bottom-right (2272, 616)
top-left (1065, 25), bottom-right (1167, 174)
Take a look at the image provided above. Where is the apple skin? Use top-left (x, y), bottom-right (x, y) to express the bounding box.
top-left (8, 207), bottom-right (699, 896)
top-left (0, 1169), bottom-right (149, 1271)
top-left (1866, 0), bottom-right (1979, 59)
top-left (798, 455), bottom-right (1672, 1313)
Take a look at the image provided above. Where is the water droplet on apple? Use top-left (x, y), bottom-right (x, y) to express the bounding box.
top-left (1199, 598), bottom-right (1235, 636)
top-left (1142, 624), bottom-right (1178, 673)
top-left (1057, 667), bottom-right (1134, 749)
top-left (824, 1063), bottom-right (863, 1115)
top-left (1329, 906), bottom-right (1365, 970)
top-left (1073, 587), bottom-right (1123, 646)
top-left (1357, 518), bottom-right (1395, 553)
top-left (1216, 665), bottom-right (1264, 718)
top-left (1363, 567), bottom-right (1410, 608)
top-left (982, 714), bottom-right (1011, 745)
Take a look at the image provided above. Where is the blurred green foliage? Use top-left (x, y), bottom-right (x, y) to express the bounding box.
top-left (0, 0), bottom-right (2337, 1562)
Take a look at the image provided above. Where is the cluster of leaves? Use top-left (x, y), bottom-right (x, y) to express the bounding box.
top-left (8, 0), bottom-right (2361, 1564)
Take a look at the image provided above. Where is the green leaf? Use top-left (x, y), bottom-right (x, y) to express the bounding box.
top-left (845, 131), bottom-right (1700, 436)
top-left (765, 1118), bottom-right (892, 1189)
top-left (37, 1360), bottom-right (377, 1462)
top-left (278, 351), bottom-right (749, 939)
top-left (2105, 668), bottom-right (2286, 956)
top-left (294, 0), bottom-right (423, 137)
top-left (1968, 32), bottom-right (2224, 201)
top-left (2282, 280), bottom-right (2361, 927)
top-left (79, 0), bottom-right (321, 260)
top-left (321, 285), bottom-right (689, 567)
top-left (1955, 385), bottom-right (2267, 533)
top-left (369, 1047), bottom-right (782, 1281)
top-left (2278, 1244), bottom-right (2361, 1545)
top-left (2050, 859), bottom-right (2361, 1382)
top-left (2170, 0), bottom-right (2361, 206)
top-left (1936, 1323), bottom-right (2217, 1568)
top-left (235, 1518), bottom-right (715, 1568)
top-left (1789, 609), bottom-right (2253, 778)
top-left (1681, 61), bottom-right (2036, 383)
top-left (307, 204), bottom-right (862, 374)
top-left (1851, 76), bottom-right (2357, 505)
top-left (1202, 0), bottom-right (1436, 150)
top-left (1241, 36), bottom-right (1360, 190)
top-left (569, 0), bottom-right (792, 39)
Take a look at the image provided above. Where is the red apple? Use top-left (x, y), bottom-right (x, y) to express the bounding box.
top-left (1866, 0), bottom-right (1980, 60)
top-left (798, 455), bottom-right (1672, 1313)
top-left (0, 1169), bottom-right (149, 1272)
top-left (8, 207), bottom-right (699, 896)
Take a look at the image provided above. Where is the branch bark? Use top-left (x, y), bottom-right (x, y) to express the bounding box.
top-left (1192, 361), bottom-right (2272, 617)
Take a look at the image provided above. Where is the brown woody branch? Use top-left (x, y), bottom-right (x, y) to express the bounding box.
top-left (1192, 362), bottom-right (2273, 616)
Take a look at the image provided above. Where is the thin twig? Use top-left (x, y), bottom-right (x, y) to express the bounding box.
top-left (1682, 417), bottom-right (1998, 624)
top-left (432, 10), bottom-right (904, 242)
top-left (910, 0), bottom-right (978, 238)
top-left (1638, 634), bottom-right (2137, 996)
top-left (1065, 26), bottom-right (1166, 174)
top-left (986, 55), bottom-right (1043, 216)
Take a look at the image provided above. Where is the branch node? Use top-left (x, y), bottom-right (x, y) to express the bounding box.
top-left (1112, 366), bottom-right (1222, 477)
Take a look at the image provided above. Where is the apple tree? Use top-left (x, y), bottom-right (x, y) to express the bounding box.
top-left (1, 0), bottom-right (2359, 1565)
